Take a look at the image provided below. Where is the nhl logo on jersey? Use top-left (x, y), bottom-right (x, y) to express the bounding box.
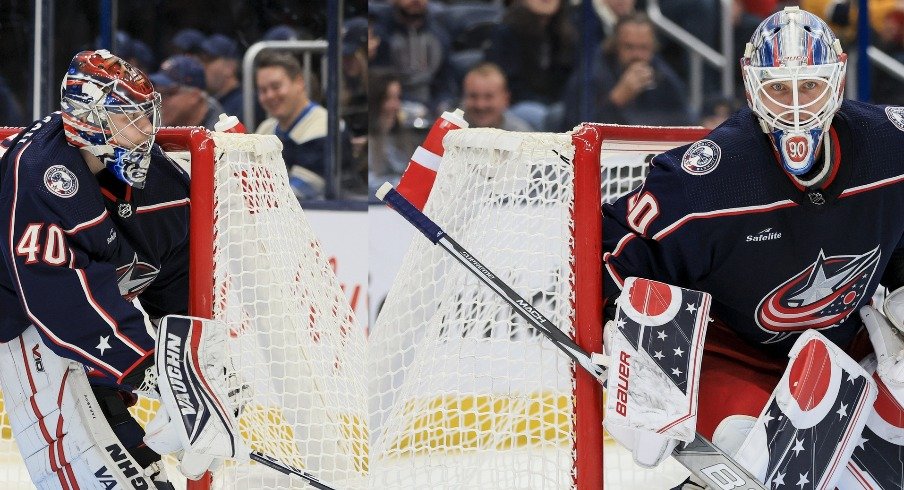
top-left (885, 106), bottom-right (904, 132)
top-left (43, 165), bottom-right (78, 198)
top-left (118, 202), bottom-right (133, 218)
top-left (680, 140), bottom-right (721, 175)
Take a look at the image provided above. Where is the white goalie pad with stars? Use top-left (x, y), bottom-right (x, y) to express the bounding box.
top-left (833, 303), bottom-right (904, 489)
top-left (733, 330), bottom-right (876, 490)
top-left (604, 277), bottom-right (712, 467)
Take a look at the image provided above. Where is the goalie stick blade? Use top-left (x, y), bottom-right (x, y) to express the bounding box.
top-left (379, 183), bottom-right (767, 490)
top-left (249, 451), bottom-right (337, 490)
top-left (674, 434), bottom-right (767, 490)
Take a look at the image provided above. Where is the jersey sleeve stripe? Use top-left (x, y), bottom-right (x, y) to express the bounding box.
top-left (63, 210), bottom-right (108, 235)
top-left (135, 197), bottom-right (190, 213)
top-left (73, 268), bottom-right (149, 357)
top-left (652, 200), bottom-right (797, 241)
top-left (8, 141), bottom-right (122, 378)
top-left (839, 173), bottom-right (904, 198)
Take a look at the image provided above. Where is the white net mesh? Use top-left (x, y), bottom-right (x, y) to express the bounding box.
top-left (367, 126), bottom-right (695, 489)
top-left (204, 133), bottom-right (367, 489)
top-left (368, 129), bottom-right (579, 489)
top-left (0, 130), bottom-right (367, 490)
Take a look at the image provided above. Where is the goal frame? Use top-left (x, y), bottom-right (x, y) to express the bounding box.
top-left (571, 123), bottom-right (709, 489)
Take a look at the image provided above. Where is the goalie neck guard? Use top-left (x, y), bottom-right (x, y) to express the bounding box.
top-left (61, 49), bottom-right (161, 188)
top-left (741, 7), bottom-right (846, 177)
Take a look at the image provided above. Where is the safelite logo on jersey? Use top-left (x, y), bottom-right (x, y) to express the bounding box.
top-left (746, 227), bottom-right (782, 242)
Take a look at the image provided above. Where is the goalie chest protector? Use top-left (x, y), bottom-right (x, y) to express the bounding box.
top-left (603, 100), bottom-right (904, 356)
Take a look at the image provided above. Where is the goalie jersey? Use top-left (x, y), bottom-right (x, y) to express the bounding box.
top-left (604, 100), bottom-right (904, 356)
top-left (0, 113), bottom-right (190, 382)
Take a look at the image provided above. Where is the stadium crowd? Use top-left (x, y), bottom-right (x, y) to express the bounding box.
top-left (368, 0), bottom-right (904, 191)
top-left (0, 0), bottom-right (368, 200)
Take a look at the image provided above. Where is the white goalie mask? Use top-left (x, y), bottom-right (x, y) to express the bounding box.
top-left (742, 7), bottom-right (846, 176)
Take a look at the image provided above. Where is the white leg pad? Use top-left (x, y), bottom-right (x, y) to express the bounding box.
top-left (0, 325), bottom-right (156, 489)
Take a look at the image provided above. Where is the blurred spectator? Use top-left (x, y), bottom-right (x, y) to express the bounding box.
top-left (200, 34), bottom-right (245, 118)
top-left (563, 13), bottom-right (690, 126)
top-left (371, 0), bottom-right (457, 113)
top-left (368, 15), bottom-right (382, 62)
top-left (169, 28), bottom-right (206, 58)
top-left (801, 0), bottom-right (901, 42)
top-left (485, 0), bottom-right (577, 130)
top-left (699, 96), bottom-right (739, 129)
top-left (592, 0), bottom-right (637, 39)
top-left (151, 55), bottom-right (224, 130)
top-left (94, 31), bottom-right (155, 73)
top-left (262, 24), bottom-right (313, 41)
top-left (461, 62), bottom-right (532, 131)
top-left (342, 17), bottom-right (370, 187)
top-left (0, 75), bottom-right (25, 126)
top-left (368, 69), bottom-right (418, 194)
top-left (254, 51), bottom-right (328, 197)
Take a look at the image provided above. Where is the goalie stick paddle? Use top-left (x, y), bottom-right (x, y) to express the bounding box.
top-left (250, 451), bottom-right (337, 490)
top-left (377, 182), bottom-right (767, 490)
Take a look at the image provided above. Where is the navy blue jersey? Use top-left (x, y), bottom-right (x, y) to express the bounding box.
top-left (0, 113), bottom-right (190, 382)
top-left (604, 100), bottom-right (904, 356)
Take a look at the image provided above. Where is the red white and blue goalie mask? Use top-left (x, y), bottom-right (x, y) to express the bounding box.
top-left (61, 50), bottom-right (161, 188)
top-left (742, 7), bottom-right (846, 176)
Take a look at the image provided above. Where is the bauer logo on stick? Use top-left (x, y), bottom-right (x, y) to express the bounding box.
top-left (681, 140), bottom-right (721, 175)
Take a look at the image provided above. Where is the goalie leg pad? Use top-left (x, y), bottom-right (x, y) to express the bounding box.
top-left (604, 277), bottom-right (712, 467)
top-left (733, 330), bottom-right (877, 490)
top-left (0, 325), bottom-right (158, 489)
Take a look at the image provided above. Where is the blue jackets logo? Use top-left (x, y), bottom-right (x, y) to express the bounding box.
top-left (43, 165), bottom-right (79, 198)
top-left (755, 247), bottom-right (880, 343)
top-left (681, 140), bottom-right (721, 175)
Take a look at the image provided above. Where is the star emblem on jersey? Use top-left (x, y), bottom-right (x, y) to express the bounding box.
top-left (43, 165), bottom-right (79, 198)
top-left (680, 139), bottom-right (721, 175)
top-left (755, 246), bottom-right (880, 343)
top-left (97, 335), bottom-right (111, 355)
top-left (885, 106), bottom-right (904, 132)
top-left (116, 254), bottom-right (160, 300)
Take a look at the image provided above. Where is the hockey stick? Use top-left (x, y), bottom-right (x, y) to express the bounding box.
top-left (377, 183), bottom-right (767, 490)
top-left (249, 451), bottom-right (337, 490)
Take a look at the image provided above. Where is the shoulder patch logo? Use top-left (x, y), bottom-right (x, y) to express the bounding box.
top-left (885, 106), bottom-right (904, 131)
top-left (681, 139), bottom-right (721, 175)
top-left (43, 165), bottom-right (79, 198)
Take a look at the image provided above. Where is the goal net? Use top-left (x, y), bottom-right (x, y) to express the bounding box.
top-left (0, 128), bottom-right (367, 490)
top-left (367, 124), bottom-right (708, 489)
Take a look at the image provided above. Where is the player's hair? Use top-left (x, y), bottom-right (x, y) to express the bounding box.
top-left (464, 62), bottom-right (509, 91)
top-left (604, 12), bottom-right (660, 56)
top-left (254, 51), bottom-right (303, 80)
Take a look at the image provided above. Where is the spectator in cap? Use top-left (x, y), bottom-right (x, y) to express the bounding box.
top-left (170, 28), bottom-right (206, 57)
top-left (200, 34), bottom-right (246, 119)
top-left (254, 51), bottom-right (328, 191)
top-left (151, 55), bottom-right (224, 130)
top-left (262, 24), bottom-right (311, 41)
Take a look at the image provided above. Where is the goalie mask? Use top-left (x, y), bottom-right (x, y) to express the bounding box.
top-left (742, 7), bottom-right (846, 176)
top-left (61, 50), bottom-right (161, 188)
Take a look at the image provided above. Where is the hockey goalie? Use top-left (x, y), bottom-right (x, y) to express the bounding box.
top-left (0, 50), bottom-right (246, 489)
top-left (602, 7), bottom-right (904, 489)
